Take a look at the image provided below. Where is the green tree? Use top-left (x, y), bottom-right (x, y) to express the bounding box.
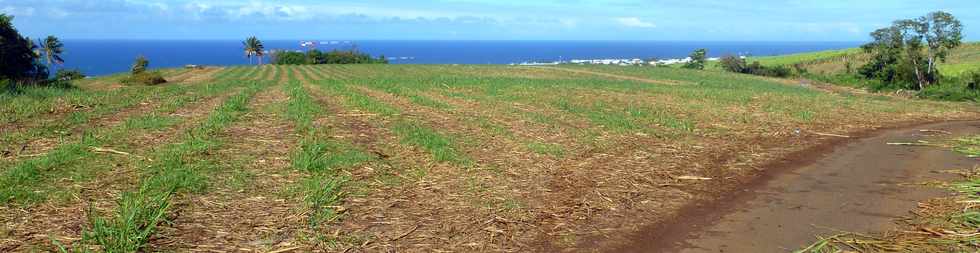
top-left (0, 14), bottom-right (42, 84)
top-left (921, 11), bottom-right (963, 79)
top-left (38, 36), bottom-right (65, 73)
top-left (719, 55), bottom-right (747, 73)
top-left (859, 11), bottom-right (962, 90)
top-left (26, 37), bottom-right (39, 58)
top-left (243, 36), bottom-right (258, 65)
top-left (683, 49), bottom-right (707, 70)
top-left (242, 36), bottom-right (266, 65)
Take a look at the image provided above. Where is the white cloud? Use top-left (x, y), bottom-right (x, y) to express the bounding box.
top-left (1, 6), bottom-right (36, 17)
top-left (615, 17), bottom-right (656, 28)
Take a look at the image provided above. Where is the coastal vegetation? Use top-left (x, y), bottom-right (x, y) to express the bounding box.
top-left (122, 55), bottom-right (166, 86)
top-left (682, 48), bottom-right (707, 69)
top-left (272, 48), bottom-right (388, 65)
top-left (718, 55), bottom-right (792, 77)
top-left (732, 12), bottom-right (978, 102)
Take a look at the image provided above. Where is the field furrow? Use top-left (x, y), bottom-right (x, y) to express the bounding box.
top-left (78, 81), bottom-right (268, 252)
top-left (306, 80), bottom-right (511, 251)
top-left (3, 64), bottom-right (977, 252)
top-left (303, 65), bottom-right (325, 82)
top-left (147, 83), bottom-right (307, 252)
top-left (0, 80), bottom-right (247, 251)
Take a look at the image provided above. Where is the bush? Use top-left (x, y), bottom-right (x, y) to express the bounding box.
top-left (273, 51), bottom-right (307, 65)
top-left (719, 55), bottom-right (747, 73)
top-left (272, 49), bottom-right (388, 65)
top-left (682, 49), bottom-right (707, 70)
top-left (54, 69), bottom-right (85, 81)
top-left (966, 71), bottom-right (980, 91)
top-left (718, 56), bottom-right (792, 78)
top-left (131, 55), bottom-right (149, 75)
top-left (918, 82), bottom-right (979, 102)
top-left (124, 71), bottom-right (166, 86)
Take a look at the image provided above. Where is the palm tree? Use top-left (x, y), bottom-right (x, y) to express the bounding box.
top-left (38, 36), bottom-right (64, 73)
top-left (243, 36), bottom-right (265, 65)
top-left (255, 39), bottom-right (265, 65)
top-left (243, 37), bottom-right (255, 65)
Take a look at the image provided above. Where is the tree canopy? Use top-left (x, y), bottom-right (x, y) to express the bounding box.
top-left (859, 11), bottom-right (962, 90)
top-left (683, 49), bottom-right (707, 70)
top-left (0, 14), bottom-right (45, 82)
top-left (243, 36), bottom-right (265, 65)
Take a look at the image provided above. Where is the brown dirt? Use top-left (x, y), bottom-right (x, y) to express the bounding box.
top-left (170, 67), bottom-right (223, 83)
top-left (306, 84), bottom-right (515, 252)
top-left (292, 65), bottom-right (309, 84)
top-left (278, 65), bottom-right (290, 84)
top-left (604, 120), bottom-right (980, 253)
top-left (146, 86), bottom-right (308, 252)
top-left (0, 89), bottom-right (240, 252)
top-left (313, 66), bottom-right (353, 81)
top-left (529, 66), bottom-right (691, 85)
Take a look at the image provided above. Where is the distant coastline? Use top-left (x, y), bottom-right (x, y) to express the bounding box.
top-left (57, 40), bottom-right (861, 76)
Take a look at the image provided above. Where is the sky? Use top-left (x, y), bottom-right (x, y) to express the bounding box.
top-left (3, 0), bottom-right (980, 41)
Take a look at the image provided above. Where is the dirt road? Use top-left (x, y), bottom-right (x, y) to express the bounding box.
top-left (615, 120), bottom-right (980, 253)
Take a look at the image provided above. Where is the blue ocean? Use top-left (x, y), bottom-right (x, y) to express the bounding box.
top-left (57, 40), bottom-right (862, 76)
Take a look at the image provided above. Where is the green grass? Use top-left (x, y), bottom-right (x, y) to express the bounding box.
top-left (292, 137), bottom-right (374, 173)
top-left (526, 142), bottom-right (565, 157)
top-left (750, 48), bottom-right (861, 67)
top-left (0, 139), bottom-right (93, 204)
top-left (954, 135), bottom-right (980, 157)
top-left (0, 80), bottom-right (243, 206)
top-left (282, 80), bottom-right (373, 230)
top-left (284, 81), bottom-right (322, 131)
top-left (392, 121), bottom-right (470, 165)
top-left (123, 115), bottom-right (180, 130)
top-left (942, 62), bottom-right (980, 77)
top-left (301, 174), bottom-right (346, 229)
top-left (83, 81), bottom-right (266, 252)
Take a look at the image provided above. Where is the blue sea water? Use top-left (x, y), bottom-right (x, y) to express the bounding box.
top-left (57, 40), bottom-right (862, 76)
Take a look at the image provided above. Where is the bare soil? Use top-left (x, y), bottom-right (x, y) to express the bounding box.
top-left (147, 87), bottom-right (307, 252)
top-left (610, 120), bottom-right (980, 253)
top-left (0, 89), bottom-right (239, 252)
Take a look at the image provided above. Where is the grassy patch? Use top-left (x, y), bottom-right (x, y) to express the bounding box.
top-left (123, 115), bottom-right (179, 130)
top-left (527, 142), bottom-right (565, 157)
top-left (83, 82), bottom-right (265, 252)
top-left (292, 137), bottom-right (374, 173)
top-left (954, 135), bottom-right (980, 157)
top-left (301, 175), bottom-right (346, 229)
top-left (392, 121), bottom-right (471, 165)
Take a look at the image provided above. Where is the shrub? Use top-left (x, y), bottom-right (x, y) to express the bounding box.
top-left (273, 51), bottom-right (307, 65)
top-left (918, 82), bottom-right (979, 102)
top-left (718, 56), bottom-right (792, 78)
top-left (54, 69), bottom-right (85, 81)
top-left (124, 71), bottom-right (166, 86)
top-left (966, 71), bottom-right (980, 91)
top-left (272, 49), bottom-right (388, 65)
top-left (682, 49), bottom-right (707, 70)
top-left (719, 55), bottom-right (747, 73)
top-left (131, 55), bottom-right (149, 75)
